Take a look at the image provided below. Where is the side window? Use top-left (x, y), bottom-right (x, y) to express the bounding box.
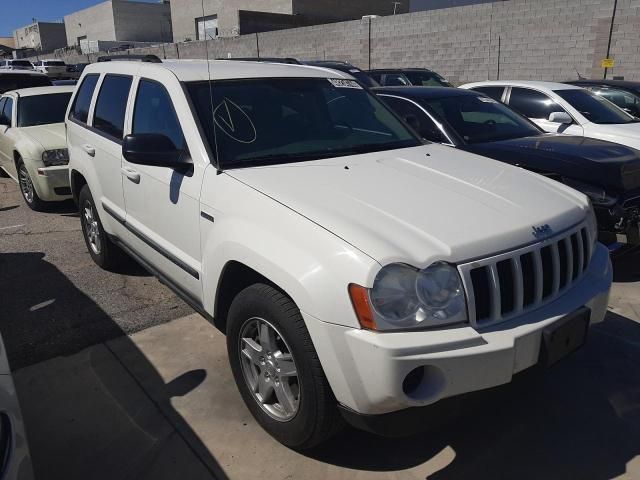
top-left (2, 98), bottom-right (13, 126)
top-left (369, 72), bottom-right (383, 83)
top-left (381, 96), bottom-right (447, 143)
top-left (509, 87), bottom-right (565, 120)
top-left (132, 79), bottom-right (185, 149)
top-left (473, 86), bottom-right (505, 102)
top-left (70, 74), bottom-right (99, 124)
top-left (384, 74), bottom-right (410, 87)
top-left (93, 75), bottom-right (133, 141)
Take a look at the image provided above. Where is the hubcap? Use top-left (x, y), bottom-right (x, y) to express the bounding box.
top-left (19, 165), bottom-right (34, 204)
top-left (239, 317), bottom-right (300, 422)
top-left (83, 203), bottom-right (102, 255)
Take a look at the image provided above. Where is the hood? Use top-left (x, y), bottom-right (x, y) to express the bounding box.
top-left (227, 144), bottom-right (588, 265)
top-left (463, 134), bottom-right (640, 191)
top-left (585, 122), bottom-right (640, 150)
top-left (21, 123), bottom-right (66, 151)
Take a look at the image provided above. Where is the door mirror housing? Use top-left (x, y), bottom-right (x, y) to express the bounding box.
top-left (123, 134), bottom-right (191, 170)
top-left (548, 111), bottom-right (573, 124)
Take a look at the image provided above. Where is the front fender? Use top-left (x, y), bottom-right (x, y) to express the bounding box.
top-left (200, 174), bottom-right (380, 329)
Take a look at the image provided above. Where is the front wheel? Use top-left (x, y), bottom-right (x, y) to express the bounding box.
top-left (227, 283), bottom-right (343, 449)
top-left (17, 159), bottom-right (47, 211)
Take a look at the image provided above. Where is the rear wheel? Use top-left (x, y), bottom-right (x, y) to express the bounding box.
top-left (17, 159), bottom-right (46, 211)
top-left (79, 185), bottom-right (126, 270)
top-left (227, 283), bottom-right (343, 449)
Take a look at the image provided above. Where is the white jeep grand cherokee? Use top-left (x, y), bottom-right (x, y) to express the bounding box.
top-left (66, 59), bottom-right (612, 449)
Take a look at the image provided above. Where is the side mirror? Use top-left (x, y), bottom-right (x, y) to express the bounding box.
top-left (123, 134), bottom-right (191, 170)
top-left (548, 112), bottom-right (573, 124)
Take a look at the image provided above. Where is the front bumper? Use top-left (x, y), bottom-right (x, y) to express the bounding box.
top-left (304, 243), bottom-right (612, 416)
top-left (29, 164), bottom-right (71, 202)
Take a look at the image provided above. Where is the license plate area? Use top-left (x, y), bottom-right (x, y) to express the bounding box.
top-left (540, 307), bottom-right (590, 367)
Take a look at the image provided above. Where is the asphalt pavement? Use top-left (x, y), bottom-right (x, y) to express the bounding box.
top-left (0, 178), bottom-right (193, 369)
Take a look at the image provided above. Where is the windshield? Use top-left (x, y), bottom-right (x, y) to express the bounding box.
top-left (45, 61), bottom-right (66, 67)
top-left (0, 74), bottom-right (51, 93)
top-left (404, 71), bottom-right (452, 87)
top-left (421, 94), bottom-right (542, 144)
top-left (17, 93), bottom-right (72, 127)
top-left (187, 78), bottom-right (420, 168)
top-left (554, 89), bottom-right (637, 124)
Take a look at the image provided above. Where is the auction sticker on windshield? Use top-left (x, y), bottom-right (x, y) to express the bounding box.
top-left (328, 78), bottom-right (362, 89)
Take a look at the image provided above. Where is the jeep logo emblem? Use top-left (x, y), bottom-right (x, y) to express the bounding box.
top-left (532, 224), bottom-right (553, 240)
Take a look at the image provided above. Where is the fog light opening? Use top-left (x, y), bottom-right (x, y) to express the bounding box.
top-left (402, 365), bottom-right (446, 401)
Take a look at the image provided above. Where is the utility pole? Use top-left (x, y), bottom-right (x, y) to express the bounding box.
top-left (604, 0), bottom-right (618, 79)
top-left (392, 2), bottom-right (402, 14)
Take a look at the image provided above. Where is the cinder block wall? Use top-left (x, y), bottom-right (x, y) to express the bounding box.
top-left (37, 0), bottom-right (640, 83)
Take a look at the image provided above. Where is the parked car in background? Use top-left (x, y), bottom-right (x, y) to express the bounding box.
top-left (461, 81), bottom-right (640, 149)
top-left (0, 330), bottom-right (34, 480)
top-left (33, 59), bottom-right (68, 79)
top-left (376, 86), bottom-right (640, 246)
top-left (0, 70), bottom-right (52, 94)
top-left (65, 63), bottom-right (89, 80)
top-left (368, 68), bottom-right (452, 87)
top-left (303, 60), bottom-right (379, 87)
top-left (565, 79), bottom-right (640, 118)
top-left (0, 59), bottom-right (34, 71)
top-left (0, 86), bottom-right (75, 209)
top-left (67, 59), bottom-right (611, 449)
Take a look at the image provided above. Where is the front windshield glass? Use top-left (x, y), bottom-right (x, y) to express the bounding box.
top-left (18, 93), bottom-right (72, 127)
top-left (10, 61), bottom-right (32, 68)
top-left (421, 94), bottom-right (542, 144)
top-left (188, 78), bottom-right (420, 168)
top-left (554, 89), bottom-right (637, 124)
top-left (404, 71), bottom-right (452, 87)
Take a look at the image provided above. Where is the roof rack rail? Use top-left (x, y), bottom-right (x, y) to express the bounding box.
top-left (97, 54), bottom-right (162, 63)
top-left (218, 57), bottom-right (302, 65)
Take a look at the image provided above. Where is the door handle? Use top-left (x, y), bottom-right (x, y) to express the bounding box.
top-left (121, 166), bottom-right (141, 184)
top-left (82, 144), bottom-right (95, 157)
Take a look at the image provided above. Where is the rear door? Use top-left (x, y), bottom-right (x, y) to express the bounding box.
top-left (121, 74), bottom-right (204, 300)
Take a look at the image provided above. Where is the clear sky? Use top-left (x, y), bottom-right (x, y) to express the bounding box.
top-left (1, 0), bottom-right (157, 37)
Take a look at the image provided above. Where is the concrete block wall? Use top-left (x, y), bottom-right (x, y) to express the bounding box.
top-left (32, 0), bottom-right (640, 83)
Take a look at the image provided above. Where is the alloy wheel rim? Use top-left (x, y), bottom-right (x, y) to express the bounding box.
top-left (83, 203), bottom-right (102, 255)
top-left (19, 166), bottom-right (34, 204)
top-left (239, 317), bottom-right (300, 422)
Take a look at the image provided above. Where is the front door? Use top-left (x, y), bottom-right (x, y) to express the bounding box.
top-left (508, 87), bottom-right (584, 136)
top-left (121, 77), bottom-right (203, 301)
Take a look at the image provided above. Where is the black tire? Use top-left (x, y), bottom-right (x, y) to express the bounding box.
top-left (78, 185), bottom-right (126, 270)
top-left (17, 159), bottom-right (47, 211)
top-left (227, 283), bottom-right (343, 449)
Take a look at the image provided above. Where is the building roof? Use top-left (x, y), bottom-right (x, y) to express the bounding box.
top-left (461, 80), bottom-right (582, 91)
top-left (83, 59), bottom-right (354, 82)
top-left (4, 85), bottom-right (75, 97)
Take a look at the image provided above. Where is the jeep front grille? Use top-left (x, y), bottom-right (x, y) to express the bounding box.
top-left (459, 223), bottom-right (593, 327)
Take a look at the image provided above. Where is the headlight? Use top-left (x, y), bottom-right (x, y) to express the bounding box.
top-left (42, 149), bottom-right (69, 166)
top-left (564, 178), bottom-right (618, 207)
top-left (352, 262), bottom-right (468, 331)
top-left (586, 199), bottom-right (598, 251)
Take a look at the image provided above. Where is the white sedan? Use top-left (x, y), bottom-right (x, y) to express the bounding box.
top-left (0, 86), bottom-right (75, 210)
top-left (461, 80), bottom-right (640, 149)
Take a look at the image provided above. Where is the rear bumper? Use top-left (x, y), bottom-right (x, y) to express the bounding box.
top-left (304, 243), bottom-right (612, 416)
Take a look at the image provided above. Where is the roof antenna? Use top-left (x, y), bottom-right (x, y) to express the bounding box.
top-left (575, 67), bottom-right (586, 80)
top-left (201, 0), bottom-right (222, 173)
